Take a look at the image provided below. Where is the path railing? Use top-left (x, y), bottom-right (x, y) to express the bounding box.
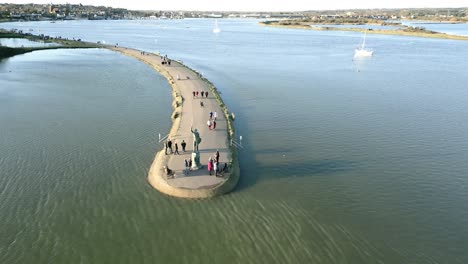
top-left (158, 133), bottom-right (169, 143)
top-left (230, 136), bottom-right (243, 149)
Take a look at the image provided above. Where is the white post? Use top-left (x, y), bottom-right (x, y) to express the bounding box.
top-left (159, 133), bottom-right (161, 142)
top-left (240, 136), bottom-right (242, 146)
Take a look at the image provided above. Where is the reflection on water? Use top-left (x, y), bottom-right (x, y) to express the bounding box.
top-left (0, 38), bottom-right (59, 47)
top-left (1, 20), bottom-right (468, 263)
top-left (402, 20), bottom-right (468, 36)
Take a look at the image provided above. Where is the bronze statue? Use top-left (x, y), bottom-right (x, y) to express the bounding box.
top-left (191, 127), bottom-right (201, 152)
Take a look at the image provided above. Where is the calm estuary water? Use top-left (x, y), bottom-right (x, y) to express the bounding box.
top-left (0, 38), bottom-right (59, 47)
top-left (1, 19), bottom-right (468, 263)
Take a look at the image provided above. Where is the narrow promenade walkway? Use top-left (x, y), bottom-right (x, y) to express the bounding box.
top-left (111, 47), bottom-right (239, 198)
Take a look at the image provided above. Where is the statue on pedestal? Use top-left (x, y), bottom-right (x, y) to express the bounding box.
top-left (191, 127), bottom-right (201, 152)
top-left (190, 127), bottom-right (202, 170)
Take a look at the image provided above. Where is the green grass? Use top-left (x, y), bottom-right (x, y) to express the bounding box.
top-left (0, 29), bottom-right (101, 59)
top-left (259, 21), bottom-right (468, 41)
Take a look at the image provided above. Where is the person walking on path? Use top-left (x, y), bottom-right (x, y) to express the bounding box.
top-left (196, 91), bottom-right (199, 97)
top-left (207, 119), bottom-right (212, 130)
top-left (214, 161), bottom-right (218, 177)
top-left (214, 111), bottom-right (218, 121)
top-left (209, 111), bottom-right (213, 120)
top-left (208, 157), bottom-right (213, 175)
top-left (174, 141), bottom-right (180, 155)
top-left (184, 159), bottom-right (189, 175)
top-left (201, 91), bottom-right (204, 97)
top-left (192, 91), bottom-right (195, 98)
top-left (181, 140), bottom-right (187, 153)
top-left (167, 139), bottom-right (173, 154)
top-left (205, 91), bottom-right (208, 98)
top-left (164, 141), bottom-right (169, 155)
top-left (215, 149), bottom-right (220, 163)
top-left (213, 120), bottom-right (217, 130)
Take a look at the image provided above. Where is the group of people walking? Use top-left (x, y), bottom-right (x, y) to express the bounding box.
top-left (161, 54), bottom-right (171, 65)
top-left (207, 150), bottom-right (228, 177)
top-left (193, 90), bottom-right (209, 98)
top-left (164, 138), bottom-right (187, 155)
top-left (207, 111), bottom-right (218, 130)
top-left (163, 82), bottom-right (228, 178)
top-left (183, 158), bottom-right (192, 176)
top-left (165, 140), bottom-right (229, 177)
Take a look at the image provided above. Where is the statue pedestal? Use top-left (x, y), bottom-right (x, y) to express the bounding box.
top-left (191, 152), bottom-right (202, 170)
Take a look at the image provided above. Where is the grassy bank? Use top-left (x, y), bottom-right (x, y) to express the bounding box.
top-left (0, 29), bottom-right (101, 59)
top-left (260, 21), bottom-right (468, 41)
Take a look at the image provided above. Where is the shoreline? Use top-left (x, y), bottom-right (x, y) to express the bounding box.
top-left (0, 29), bottom-right (100, 59)
top-left (1, 30), bottom-right (240, 198)
top-left (259, 22), bottom-right (468, 41)
top-left (109, 47), bottom-right (240, 199)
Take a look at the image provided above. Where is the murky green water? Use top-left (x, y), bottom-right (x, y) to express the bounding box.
top-left (1, 20), bottom-right (468, 263)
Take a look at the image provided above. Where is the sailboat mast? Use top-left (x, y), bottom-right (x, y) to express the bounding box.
top-left (361, 32), bottom-right (366, 49)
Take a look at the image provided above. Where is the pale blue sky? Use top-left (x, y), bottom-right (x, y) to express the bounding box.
top-left (7, 0), bottom-right (468, 11)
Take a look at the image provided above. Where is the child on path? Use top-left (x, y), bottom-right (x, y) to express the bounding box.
top-left (207, 120), bottom-right (212, 129)
top-left (184, 159), bottom-right (189, 175)
top-left (208, 157), bottom-right (213, 175)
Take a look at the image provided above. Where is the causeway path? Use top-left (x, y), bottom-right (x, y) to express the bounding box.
top-left (111, 47), bottom-right (239, 198)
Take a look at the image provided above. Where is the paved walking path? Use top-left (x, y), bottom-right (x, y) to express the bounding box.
top-left (111, 47), bottom-right (239, 198)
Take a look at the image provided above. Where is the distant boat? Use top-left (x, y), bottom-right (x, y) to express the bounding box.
top-left (354, 31), bottom-right (373, 57)
top-left (213, 19), bottom-right (221, 34)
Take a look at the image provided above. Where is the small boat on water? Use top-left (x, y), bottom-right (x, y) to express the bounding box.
top-left (354, 31), bottom-right (373, 57)
top-left (213, 19), bottom-right (221, 34)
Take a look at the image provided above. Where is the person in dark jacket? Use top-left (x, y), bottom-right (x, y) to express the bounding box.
top-left (167, 139), bottom-right (173, 154)
top-left (181, 140), bottom-right (187, 153)
top-left (174, 141), bottom-right (179, 155)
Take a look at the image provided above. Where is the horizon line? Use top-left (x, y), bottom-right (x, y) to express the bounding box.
top-left (3, 3), bottom-right (468, 13)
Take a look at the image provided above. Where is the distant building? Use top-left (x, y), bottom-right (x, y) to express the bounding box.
top-left (48, 5), bottom-right (57, 14)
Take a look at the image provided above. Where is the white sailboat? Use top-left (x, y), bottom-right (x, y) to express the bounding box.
top-left (213, 19), bottom-right (221, 34)
top-left (354, 31), bottom-right (373, 57)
